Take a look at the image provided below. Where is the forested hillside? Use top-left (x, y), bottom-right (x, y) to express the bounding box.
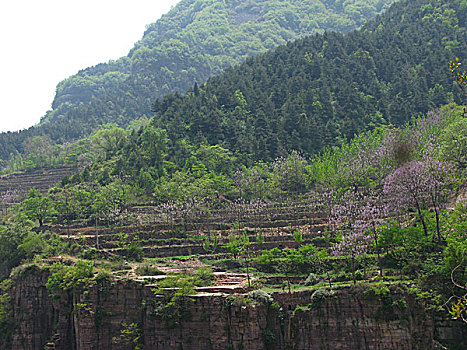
top-left (1, 1), bottom-right (466, 347)
top-left (0, 0), bottom-right (397, 166)
top-left (150, 0), bottom-right (466, 160)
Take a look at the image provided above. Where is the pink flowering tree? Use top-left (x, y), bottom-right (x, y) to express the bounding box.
top-left (178, 197), bottom-right (209, 233)
top-left (158, 201), bottom-right (180, 230)
top-left (271, 151), bottom-right (309, 195)
top-left (384, 161), bottom-right (431, 237)
top-left (424, 159), bottom-right (456, 241)
top-left (384, 159), bottom-right (455, 241)
top-left (359, 193), bottom-right (386, 277)
top-left (227, 198), bottom-right (267, 234)
top-left (331, 230), bottom-right (372, 285)
top-left (346, 189), bottom-right (386, 276)
top-left (330, 187), bottom-right (385, 280)
top-left (233, 165), bottom-right (272, 200)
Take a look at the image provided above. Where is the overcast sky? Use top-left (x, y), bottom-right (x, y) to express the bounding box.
top-left (0, 0), bottom-right (181, 133)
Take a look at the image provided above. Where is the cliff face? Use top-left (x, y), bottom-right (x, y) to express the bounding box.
top-left (9, 268), bottom-right (74, 350)
top-left (285, 290), bottom-right (433, 350)
top-left (7, 269), bottom-right (467, 350)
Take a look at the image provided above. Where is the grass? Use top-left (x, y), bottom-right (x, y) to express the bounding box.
top-left (259, 278), bottom-right (416, 294)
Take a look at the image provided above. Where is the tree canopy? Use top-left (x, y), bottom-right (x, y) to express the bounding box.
top-left (0, 0), bottom-right (398, 166)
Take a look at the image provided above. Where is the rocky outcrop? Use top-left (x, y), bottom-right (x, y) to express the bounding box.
top-left (285, 288), bottom-right (434, 350)
top-left (6, 268), bottom-right (467, 350)
top-left (9, 267), bottom-right (74, 350)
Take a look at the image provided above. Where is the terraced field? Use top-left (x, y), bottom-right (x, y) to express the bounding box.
top-left (33, 196), bottom-right (337, 292)
top-left (50, 199), bottom-right (327, 257)
top-left (0, 167), bottom-right (76, 220)
top-left (5, 167), bottom-right (447, 292)
top-left (1, 166), bottom-right (335, 289)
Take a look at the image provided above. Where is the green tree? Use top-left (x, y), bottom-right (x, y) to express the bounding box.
top-left (0, 0), bottom-right (399, 163)
top-left (22, 135), bottom-right (56, 168)
top-left (239, 233), bottom-right (252, 288)
top-left (224, 234), bottom-right (244, 261)
top-left (21, 188), bottom-right (55, 227)
top-left (0, 214), bottom-right (35, 279)
top-left (53, 186), bottom-right (91, 237)
top-left (91, 125), bottom-right (126, 159)
top-left (140, 126), bottom-right (168, 177)
top-left (293, 228), bottom-right (304, 244)
top-left (440, 118), bottom-right (467, 176)
top-left (203, 233), bottom-right (218, 255)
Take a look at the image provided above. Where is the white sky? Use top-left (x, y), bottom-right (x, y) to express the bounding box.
top-left (0, 0), bottom-right (181, 133)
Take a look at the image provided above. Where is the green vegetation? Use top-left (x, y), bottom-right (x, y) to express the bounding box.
top-left (45, 260), bottom-right (95, 294)
top-left (0, 279), bottom-right (13, 349)
top-left (247, 289), bottom-right (274, 304)
top-left (151, 267), bottom-right (214, 329)
top-left (112, 322), bottom-right (143, 350)
top-left (150, 0), bottom-right (465, 161)
top-left (0, 0), bottom-right (397, 167)
top-left (1, 105), bottom-right (465, 309)
top-left (0, 104), bottom-right (465, 346)
top-left (2, 1), bottom-right (465, 170)
top-left (0, 0), bottom-right (465, 348)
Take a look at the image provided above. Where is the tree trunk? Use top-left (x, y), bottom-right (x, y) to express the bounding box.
top-left (431, 194), bottom-right (442, 242)
top-left (351, 258), bottom-right (356, 285)
top-left (373, 225), bottom-right (383, 277)
top-left (414, 199), bottom-right (428, 237)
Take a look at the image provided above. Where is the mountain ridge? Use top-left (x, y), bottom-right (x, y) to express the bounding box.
top-left (0, 0), bottom-right (397, 166)
top-left (149, 0), bottom-right (466, 160)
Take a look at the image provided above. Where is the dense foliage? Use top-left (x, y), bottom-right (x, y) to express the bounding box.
top-left (0, 104), bottom-right (465, 347)
top-left (0, 1), bottom-right (465, 346)
top-left (150, 0), bottom-right (466, 161)
top-left (0, 0), bottom-right (397, 166)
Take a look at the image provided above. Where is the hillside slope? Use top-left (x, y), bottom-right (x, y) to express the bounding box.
top-left (0, 0), bottom-right (396, 165)
top-left (150, 0), bottom-right (466, 160)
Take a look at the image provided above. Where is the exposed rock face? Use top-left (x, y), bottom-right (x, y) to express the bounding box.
top-left (9, 268), bottom-right (74, 350)
top-left (284, 289), bottom-right (433, 350)
top-left (6, 269), bottom-right (467, 350)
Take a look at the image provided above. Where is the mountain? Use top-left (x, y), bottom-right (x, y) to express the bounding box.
top-left (0, 0), bottom-right (397, 165)
top-left (149, 0), bottom-right (466, 160)
top-left (42, 0), bottom-right (464, 194)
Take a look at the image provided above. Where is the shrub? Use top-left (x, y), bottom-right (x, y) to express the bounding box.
top-left (310, 288), bottom-right (330, 307)
top-left (125, 242), bottom-right (144, 262)
top-left (152, 278), bottom-right (195, 329)
top-left (226, 295), bottom-right (251, 308)
top-left (112, 322), bottom-right (142, 350)
top-left (94, 270), bottom-right (115, 293)
top-left (262, 328), bottom-right (277, 349)
top-left (363, 284), bottom-right (391, 300)
top-left (46, 260), bottom-right (94, 293)
top-left (79, 247), bottom-right (100, 260)
top-left (195, 266), bottom-right (215, 286)
top-left (304, 273), bottom-right (319, 286)
top-left (135, 265), bottom-right (164, 276)
top-left (94, 307), bottom-right (112, 327)
top-left (354, 270), bottom-right (364, 281)
top-left (248, 290), bottom-right (273, 304)
top-left (332, 271), bottom-right (350, 282)
top-left (392, 299), bottom-right (408, 311)
top-left (293, 228), bottom-right (303, 244)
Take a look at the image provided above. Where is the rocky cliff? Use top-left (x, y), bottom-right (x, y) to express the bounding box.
top-left (6, 267), bottom-right (466, 350)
